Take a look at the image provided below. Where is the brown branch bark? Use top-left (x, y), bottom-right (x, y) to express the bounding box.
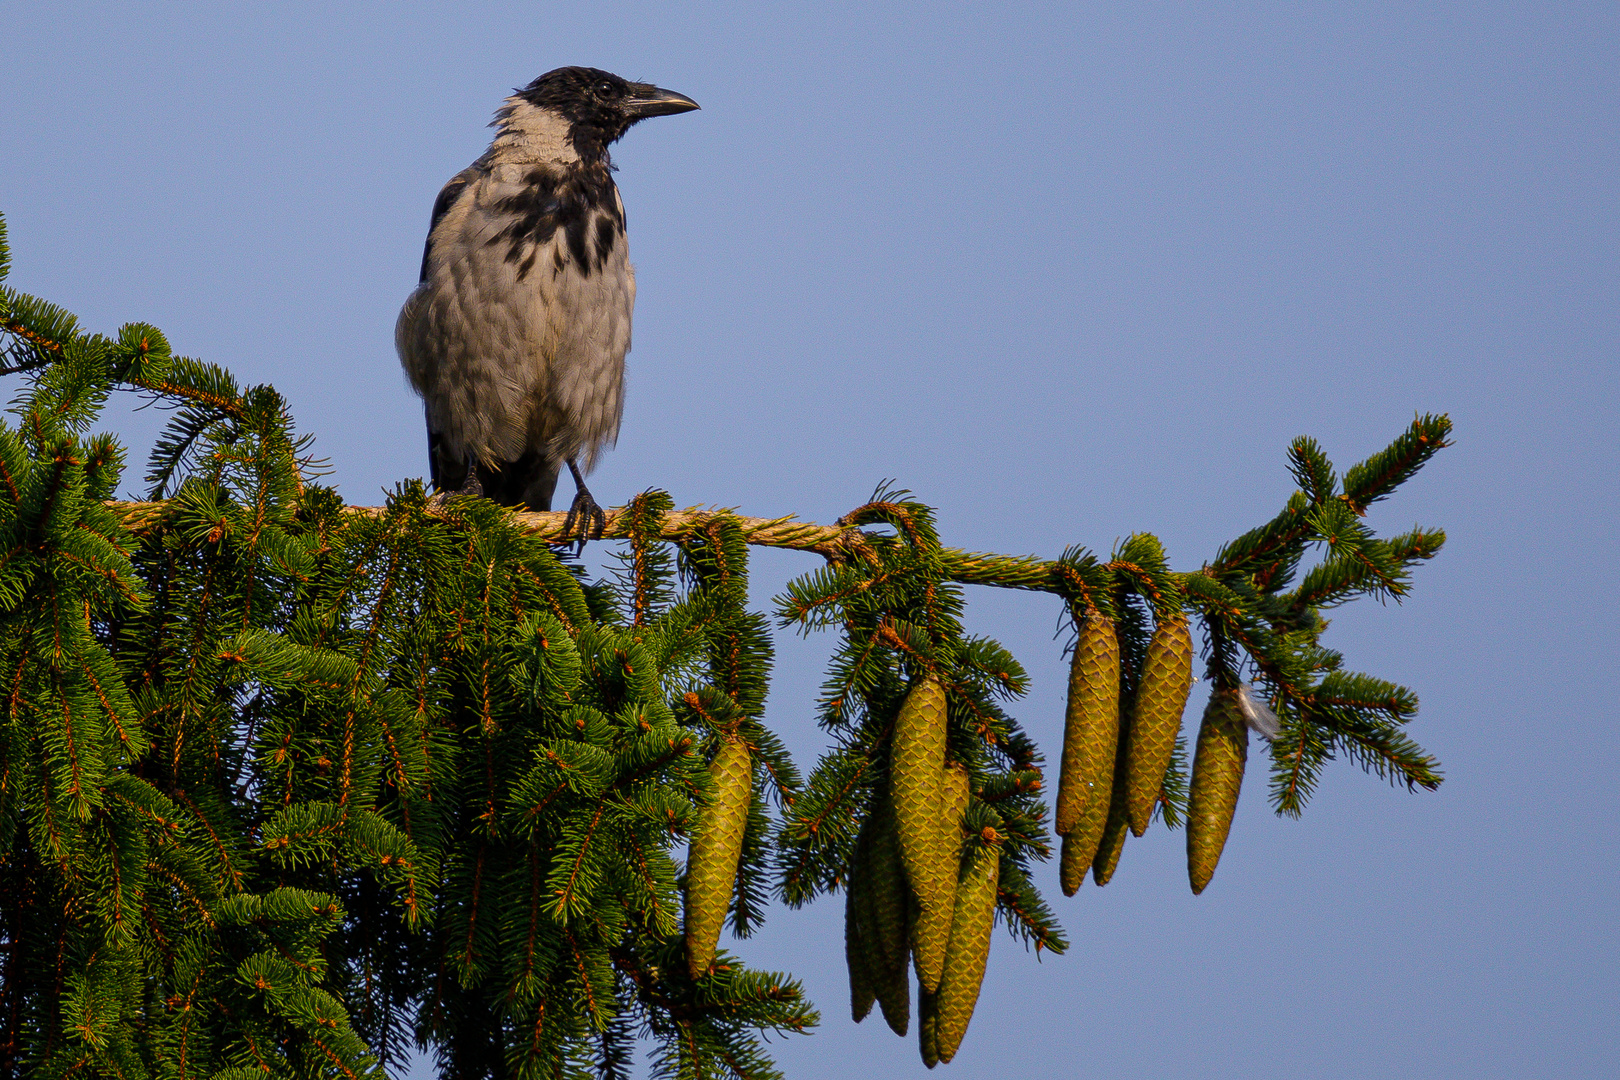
top-left (104, 500), bottom-right (1087, 596)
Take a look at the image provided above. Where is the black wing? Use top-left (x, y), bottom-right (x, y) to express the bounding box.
top-left (418, 169), bottom-right (478, 283)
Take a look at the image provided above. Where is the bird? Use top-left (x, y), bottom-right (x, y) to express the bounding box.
top-left (396, 66), bottom-right (699, 539)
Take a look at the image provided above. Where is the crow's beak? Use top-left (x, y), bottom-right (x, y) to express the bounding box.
top-left (626, 85), bottom-right (700, 119)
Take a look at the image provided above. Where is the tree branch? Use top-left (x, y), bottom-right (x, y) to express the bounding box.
top-left (106, 500), bottom-right (1086, 595)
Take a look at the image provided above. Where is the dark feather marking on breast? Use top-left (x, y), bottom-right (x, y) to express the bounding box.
top-left (565, 215), bottom-right (592, 274)
top-left (594, 216), bottom-right (618, 265)
top-left (490, 167), bottom-right (562, 264)
top-left (516, 249), bottom-right (538, 282)
top-left (489, 161), bottom-right (619, 279)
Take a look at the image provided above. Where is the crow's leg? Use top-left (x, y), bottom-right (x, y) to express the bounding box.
top-left (426, 452), bottom-right (483, 509)
top-left (560, 458), bottom-right (607, 547)
top-left (459, 453), bottom-right (484, 497)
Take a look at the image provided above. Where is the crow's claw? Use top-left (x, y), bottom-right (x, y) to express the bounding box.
top-left (560, 459), bottom-right (607, 552)
top-left (428, 457), bottom-right (483, 510)
top-left (561, 488), bottom-right (607, 552)
top-left (460, 455), bottom-right (484, 498)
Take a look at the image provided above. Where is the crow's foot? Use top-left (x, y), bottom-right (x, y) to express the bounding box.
top-left (561, 488), bottom-right (607, 550)
top-left (427, 456), bottom-right (483, 510)
top-left (460, 452), bottom-right (485, 498)
top-left (560, 460), bottom-right (607, 551)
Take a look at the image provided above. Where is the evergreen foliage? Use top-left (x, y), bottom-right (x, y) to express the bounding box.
top-left (0, 212), bottom-right (1450, 1077)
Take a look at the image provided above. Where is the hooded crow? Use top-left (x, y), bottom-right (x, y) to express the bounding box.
top-left (396, 66), bottom-right (699, 538)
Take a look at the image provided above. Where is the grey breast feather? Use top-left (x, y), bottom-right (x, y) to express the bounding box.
top-left (396, 162), bottom-right (634, 474)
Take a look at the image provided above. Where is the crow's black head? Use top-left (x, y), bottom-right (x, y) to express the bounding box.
top-left (517, 67), bottom-right (699, 160)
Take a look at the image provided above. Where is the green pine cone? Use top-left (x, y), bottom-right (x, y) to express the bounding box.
top-left (872, 923), bottom-right (912, 1037)
top-left (867, 799), bottom-right (912, 1036)
top-left (1125, 616), bottom-right (1194, 837)
top-left (1092, 704), bottom-right (1135, 885)
top-left (935, 839), bottom-right (1000, 1064)
top-left (911, 879), bottom-right (954, 996)
top-left (1090, 780), bottom-right (1129, 886)
top-left (892, 677), bottom-right (954, 993)
top-left (686, 734), bottom-right (753, 977)
top-left (846, 875), bottom-right (876, 1023)
top-left (846, 824), bottom-right (876, 1023)
top-left (866, 799), bottom-right (910, 969)
top-left (1053, 615), bottom-right (1120, 888)
top-left (918, 986), bottom-right (940, 1069)
top-left (941, 761), bottom-right (970, 869)
top-left (942, 761), bottom-right (970, 830)
top-left (1054, 614), bottom-right (1120, 838)
top-left (1187, 689), bottom-right (1249, 895)
top-left (1064, 747), bottom-right (1115, 887)
top-left (915, 760), bottom-right (969, 997)
top-left (1058, 830), bottom-right (1086, 897)
top-left (872, 923), bottom-right (911, 1036)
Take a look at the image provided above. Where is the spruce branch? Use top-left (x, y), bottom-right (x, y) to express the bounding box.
top-left (0, 213), bottom-right (1454, 1079)
top-left (102, 451), bottom-right (1448, 814)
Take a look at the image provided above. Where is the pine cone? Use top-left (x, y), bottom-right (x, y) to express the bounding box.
top-left (1054, 613), bottom-right (1120, 838)
top-left (845, 831), bottom-right (876, 1022)
top-left (865, 799), bottom-right (911, 973)
top-left (892, 677), bottom-right (954, 993)
top-left (685, 734), bottom-right (753, 977)
top-left (918, 986), bottom-right (940, 1069)
top-left (865, 798), bottom-right (911, 1035)
top-left (1124, 616), bottom-right (1194, 836)
top-left (1187, 689), bottom-right (1249, 894)
top-left (1064, 756), bottom-right (1114, 887)
top-left (939, 760), bottom-right (970, 885)
top-left (1058, 830), bottom-right (1087, 897)
top-left (935, 840), bottom-right (1000, 1063)
top-left (1090, 781), bottom-right (1130, 887)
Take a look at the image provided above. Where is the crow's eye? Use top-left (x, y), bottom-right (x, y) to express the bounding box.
top-left (597, 80), bottom-right (615, 96)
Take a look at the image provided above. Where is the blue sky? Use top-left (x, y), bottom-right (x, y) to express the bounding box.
top-left (3, 3), bottom-right (1616, 1077)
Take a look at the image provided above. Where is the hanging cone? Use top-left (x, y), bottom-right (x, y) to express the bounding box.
top-left (941, 761), bottom-right (970, 836)
top-left (935, 837), bottom-right (1000, 1063)
top-left (915, 761), bottom-right (969, 997)
top-left (1124, 616), bottom-right (1194, 836)
top-left (846, 875), bottom-right (875, 1022)
top-left (1058, 830), bottom-right (1086, 897)
top-left (892, 677), bottom-right (954, 993)
top-left (910, 880), bottom-right (954, 996)
top-left (1054, 613), bottom-right (1120, 838)
top-left (862, 798), bottom-right (911, 1035)
top-left (871, 926), bottom-right (911, 1037)
top-left (685, 734), bottom-right (753, 977)
top-left (1187, 688), bottom-right (1249, 894)
top-left (1091, 774), bottom-right (1130, 886)
top-left (918, 985), bottom-right (940, 1069)
top-left (845, 824), bottom-right (876, 1022)
top-left (1054, 614), bottom-right (1120, 890)
top-left (865, 799), bottom-right (911, 973)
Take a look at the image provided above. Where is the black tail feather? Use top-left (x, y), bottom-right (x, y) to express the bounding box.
top-left (428, 428), bottom-right (560, 512)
